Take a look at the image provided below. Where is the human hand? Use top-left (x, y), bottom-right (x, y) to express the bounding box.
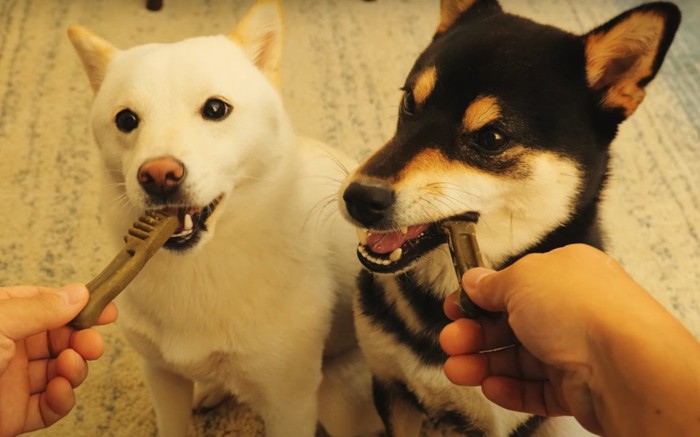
top-left (0, 284), bottom-right (117, 436)
top-left (439, 244), bottom-right (660, 434)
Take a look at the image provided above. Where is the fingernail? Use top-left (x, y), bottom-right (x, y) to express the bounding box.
top-left (472, 268), bottom-right (494, 285)
top-left (464, 267), bottom-right (495, 290)
top-left (57, 284), bottom-right (87, 305)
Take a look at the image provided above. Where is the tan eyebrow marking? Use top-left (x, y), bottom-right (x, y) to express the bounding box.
top-left (397, 148), bottom-right (457, 185)
top-left (462, 95), bottom-right (501, 131)
top-left (413, 66), bottom-right (438, 106)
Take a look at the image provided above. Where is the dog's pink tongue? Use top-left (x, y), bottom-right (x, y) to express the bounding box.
top-left (366, 224), bottom-right (430, 254)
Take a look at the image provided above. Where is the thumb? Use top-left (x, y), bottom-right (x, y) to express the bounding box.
top-left (0, 284), bottom-right (88, 340)
top-left (462, 267), bottom-right (509, 312)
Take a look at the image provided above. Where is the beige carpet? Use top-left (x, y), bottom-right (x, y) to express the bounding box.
top-left (1, 0), bottom-right (698, 436)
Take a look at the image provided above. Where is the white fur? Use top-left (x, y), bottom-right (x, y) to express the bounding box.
top-left (69, 2), bottom-right (382, 436)
top-left (353, 271), bottom-right (595, 436)
top-left (354, 301), bottom-right (532, 435)
top-left (340, 151), bottom-right (583, 269)
top-left (339, 146), bottom-right (593, 436)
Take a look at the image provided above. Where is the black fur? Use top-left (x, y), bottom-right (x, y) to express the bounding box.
top-left (357, 270), bottom-right (448, 365)
top-left (363, 15), bottom-right (604, 179)
top-left (510, 416), bottom-right (548, 437)
top-left (347, 1), bottom-right (680, 435)
top-left (372, 377), bottom-right (488, 437)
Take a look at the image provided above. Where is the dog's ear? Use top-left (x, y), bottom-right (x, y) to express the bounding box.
top-left (67, 26), bottom-right (119, 94)
top-left (436, 0), bottom-right (502, 34)
top-left (229, 0), bottom-right (283, 87)
top-left (583, 2), bottom-right (680, 118)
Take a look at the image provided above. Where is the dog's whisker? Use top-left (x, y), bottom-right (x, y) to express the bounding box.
top-left (411, 198), bottom-right (443, 225)
top-left (309, 197), bottom-right (343, 240)
top-left (301, 174), bottom-right (345, 187)
top-left (111, 192), bottom-right (131, 210)
top-left (319, 198), bottom-right (340, 230)
top-left (438, 195), bottom-right (472, 212)
top-left (425, 182), bottom-right (482, 201)
top-left (418, 186), bottom-right (474, 213)
top-left (321, 151), bottom-right (353, 178)
top-left (555, 170), bottom-right (580, 178)
top-left (431, 196), bottom-right (465, 217)
top-left (114, 192), bottom-right (128, 202)
top-left (303, 193), bottom-right (338, 235)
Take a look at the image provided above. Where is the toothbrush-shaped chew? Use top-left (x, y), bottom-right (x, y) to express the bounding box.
top-left (70, 211), bottom-right (178, 329)
top-left (440, 218), bottom-right (494, 318)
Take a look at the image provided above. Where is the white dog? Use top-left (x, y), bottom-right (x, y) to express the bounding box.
top-left (68, 1), bottom-right (381, 436)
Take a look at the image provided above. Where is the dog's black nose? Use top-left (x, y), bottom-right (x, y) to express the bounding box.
top-left (137, 156), bottom-right (186, 200)
top-left (343, 181), bottom-right (395, 228)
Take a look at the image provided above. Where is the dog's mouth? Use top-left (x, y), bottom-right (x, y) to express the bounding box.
top-left (156, 194), bottom-right (224, 251)
top-left (355, 213), bottom-right (478, 274)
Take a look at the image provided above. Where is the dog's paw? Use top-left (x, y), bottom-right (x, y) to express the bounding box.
top-left (192, 381), bottom-right (231, 412)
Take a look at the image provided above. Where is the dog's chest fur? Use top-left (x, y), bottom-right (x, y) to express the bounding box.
top-left (355, 255), bottom-right (533, 434)
top-left (339, 1), bottom-right (680, 436)
top-left (111, 139), bottom-right (358, 395)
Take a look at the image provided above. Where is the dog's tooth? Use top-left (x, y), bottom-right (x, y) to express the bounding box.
top-left (363, 250), bottom-right (378, 265)
top-left (389, 248), bottom-right (402, 262)
top-left (184, 214), bottom-right (193, 231)
top-left (356, 228), bottom-right (368, 245)
top-left (358, 245), bottom-right (370, 259)
top-left (358, 245), bottom-right (365, 254)
top-left (400, 227), bottom-right (408, 235)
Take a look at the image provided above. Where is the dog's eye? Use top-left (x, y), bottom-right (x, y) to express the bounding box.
top-left (474, 128), bottom-right (510, 154)
top-left (400, 89), bottom-right (416, 116)
top-left (115, 109), bottom-right (139, 133)
top-left (201, 98), bottom-right (232, 121)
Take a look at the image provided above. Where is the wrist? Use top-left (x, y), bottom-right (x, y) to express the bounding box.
top-left (585, 293), bottom-right (700, 436)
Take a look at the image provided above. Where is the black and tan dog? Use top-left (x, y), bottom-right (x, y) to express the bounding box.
top-left (338, 1), bottom-right (680, 435)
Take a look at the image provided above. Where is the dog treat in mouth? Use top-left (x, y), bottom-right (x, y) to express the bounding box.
top-left (70, 211), bottom-right (179, 329)
top-left (440, 218), bottom-right (492, 319)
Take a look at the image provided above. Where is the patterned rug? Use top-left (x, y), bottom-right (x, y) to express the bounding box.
top-left (1, 0), bottom-right (698, 436)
